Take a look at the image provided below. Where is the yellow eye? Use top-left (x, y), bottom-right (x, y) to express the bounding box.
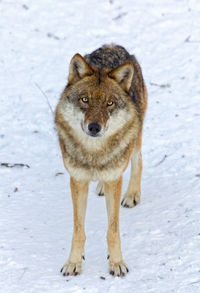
top-left (81, 97), bottom-right (88, 103)
top-left (107, 101), bottom-right (113, 106)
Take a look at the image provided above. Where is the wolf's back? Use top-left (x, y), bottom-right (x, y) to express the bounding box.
top-left (84, 45), bottom-right (131, 69)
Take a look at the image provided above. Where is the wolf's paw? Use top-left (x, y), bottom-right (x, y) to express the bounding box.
top-left (61, 261), bottom-right (82, 276)
top-left (121, 192), bottom-right (141, 208)
top-left (109, 260), bottom-right (129, 277)
top-left (96, 182), bottom-right (104, 196)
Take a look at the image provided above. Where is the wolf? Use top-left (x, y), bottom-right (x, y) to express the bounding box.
top-left (55, 44), bottom-right (147, 277)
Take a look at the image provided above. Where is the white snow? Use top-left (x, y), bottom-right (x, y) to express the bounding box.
top-left (0, 0), bottom-right (200, 292)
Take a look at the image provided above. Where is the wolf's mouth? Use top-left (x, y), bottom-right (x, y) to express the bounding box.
top-left (87, 132), bottom-right (101, 138)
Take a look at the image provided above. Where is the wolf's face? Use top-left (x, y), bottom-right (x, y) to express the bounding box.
top-left (60, 54), bottom-right (135, 139)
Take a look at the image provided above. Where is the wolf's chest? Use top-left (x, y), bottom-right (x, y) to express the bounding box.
top-left (62, 141), bottom-right (133, 182)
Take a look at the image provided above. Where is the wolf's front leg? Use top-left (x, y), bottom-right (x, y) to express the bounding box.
top-left (61, 177), bottom-right (89, 276)
top-left (104, 177), bottom-right (129, 277)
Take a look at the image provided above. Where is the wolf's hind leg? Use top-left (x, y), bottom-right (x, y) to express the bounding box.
top-left (121, 144), bottom-right (142, 208)
top-left (96, 181), bottom-right (104, 196)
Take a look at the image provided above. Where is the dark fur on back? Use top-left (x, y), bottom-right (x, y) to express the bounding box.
top-left (84, 45), bottom-right (130, 69)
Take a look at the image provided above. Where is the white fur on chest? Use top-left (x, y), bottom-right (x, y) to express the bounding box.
top-left (65, 160), bottom-right (127, 182)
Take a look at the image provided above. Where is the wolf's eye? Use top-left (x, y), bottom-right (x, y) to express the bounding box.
top-left (81, 97), bottom-right (88, 103)
top-left (107, 101), bottom-right (114, 106)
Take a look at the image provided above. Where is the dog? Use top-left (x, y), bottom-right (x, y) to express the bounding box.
top-left (55, 45), bottom-right (147, 277)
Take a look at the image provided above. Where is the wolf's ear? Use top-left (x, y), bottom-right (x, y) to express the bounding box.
top-left (68, 54), bottom-right (93, 84)
top-left (109, 62), bottom-right (134, 92)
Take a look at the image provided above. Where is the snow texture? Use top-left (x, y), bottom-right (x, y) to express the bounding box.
top-left (0, 0), bottom-right (200, 292)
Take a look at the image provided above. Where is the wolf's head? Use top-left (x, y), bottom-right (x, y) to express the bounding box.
top-left (59, 54), bottom-right (136, 139)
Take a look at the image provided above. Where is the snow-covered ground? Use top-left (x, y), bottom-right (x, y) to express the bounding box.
top-left (0, 0), bottom-right (200, 292)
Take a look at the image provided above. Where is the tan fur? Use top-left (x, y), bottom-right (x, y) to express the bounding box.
top-left (104, 177), bottom-right (129, 275)
top-left (61, 178), bottom-right (88, 276)
top-left (55, 45), bottom-right (147, 277)
top-left (121, 85), bottom-right (147, 207)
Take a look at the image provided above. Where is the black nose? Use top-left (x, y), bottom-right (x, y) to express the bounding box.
top-left (88, 122), bottom-right (101, 136)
